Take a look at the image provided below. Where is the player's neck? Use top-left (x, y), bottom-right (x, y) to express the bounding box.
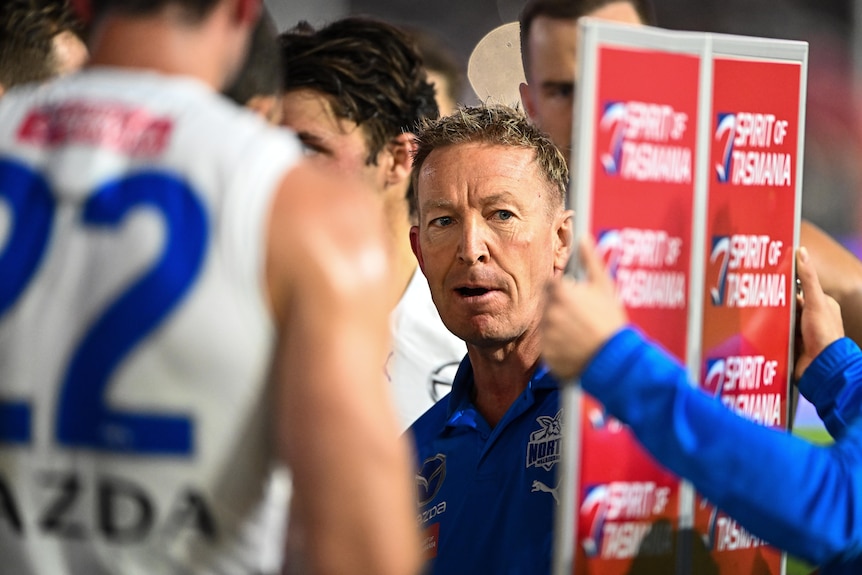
top-left (85, 12), bottom-right (231, 90)
top-left (385, 188), bottom-right (419, 308)
top-left (390, 244), bottom-right (418, 309)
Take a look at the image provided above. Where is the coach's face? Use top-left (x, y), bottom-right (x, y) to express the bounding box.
top-left (410, 142), bottom-right (571, 349)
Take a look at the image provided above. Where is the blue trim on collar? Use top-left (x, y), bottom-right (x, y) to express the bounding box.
top-left (444, 357), bottom-right (556, 429)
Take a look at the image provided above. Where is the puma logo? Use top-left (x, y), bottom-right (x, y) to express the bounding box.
top-left (531, 479), bottom-right (559, 504)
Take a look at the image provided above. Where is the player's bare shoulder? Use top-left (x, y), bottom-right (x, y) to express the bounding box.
top-left (265, 160), bottom-right (390, 322)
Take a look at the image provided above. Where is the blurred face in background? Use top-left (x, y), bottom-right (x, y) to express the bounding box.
top-left (427, 69), bottom-right (456, 116)
top-left (281, 88), bottom-right (389, 193)
top-left (519, 1), bottom-right (643, 157)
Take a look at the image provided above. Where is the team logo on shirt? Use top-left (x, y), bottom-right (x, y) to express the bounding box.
top-left (531, 479), bottom-right (560, 504)
top-left (526, 409), bottom-right (563, 471)
top-left (416, 454), bottom-right (446, 506)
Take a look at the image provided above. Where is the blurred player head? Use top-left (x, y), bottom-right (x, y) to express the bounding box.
top-left (279, 17), bottom-right (438, 208)
top-left (518, 0), bottom-right (654, 156)
top-left (0, 0), bottom-right (87, 96)
top-left (73, 0), bottom-right (260, 90)
top-left (222, 5), bottom-right (282, 123)
top-left (408, 26), bottom-right (465, 116)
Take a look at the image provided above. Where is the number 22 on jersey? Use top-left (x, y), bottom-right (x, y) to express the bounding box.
top-left (0, 158), bottom-right (207, 456)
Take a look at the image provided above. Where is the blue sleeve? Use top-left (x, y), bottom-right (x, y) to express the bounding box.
top-left (798, 338), bottom-right (862, 439)
top-left (580, 327), bottom-right (862, 567)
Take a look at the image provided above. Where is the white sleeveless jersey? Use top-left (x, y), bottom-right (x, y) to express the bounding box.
top-left (0, 69), bottom-right (302, 574)
top-left (386, 268), bottom-right (465, 430)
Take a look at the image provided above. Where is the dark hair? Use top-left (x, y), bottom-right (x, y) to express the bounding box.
top-left (519, 0), bottom-right (656, 76)
top-left (411, 105), bottom-right (569, 213)
top-left (0, 0), bottom-right (81, 88)
top-left (223, 7), bottom-right (281, 105)
top-left (407, 26), bottom-right (465, 109)
top-left (89, 0), bottom-right (218, 22)
top-left (279, 17), bottom-right (439, 165)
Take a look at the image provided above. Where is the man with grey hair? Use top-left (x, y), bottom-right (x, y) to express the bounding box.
top-left (408, 104), bottom-right (573, 575)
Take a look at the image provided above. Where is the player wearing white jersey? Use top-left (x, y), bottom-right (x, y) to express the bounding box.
top-left (0, 1), bottom-right (422, 574)
top-left (279, 18), bottom-right (466, 430)
top-left (387, 267), bottom-right (465, 425)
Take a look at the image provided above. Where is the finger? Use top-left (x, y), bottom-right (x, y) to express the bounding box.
top-left (578, 234), bottom-right (611, 287)
top-left (796, 246), bottom-right (826, 308)
top-left (546, 276), bottom-right (578, 326)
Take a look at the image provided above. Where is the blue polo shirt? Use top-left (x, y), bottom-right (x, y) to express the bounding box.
top-left (408, 356), bottom-right (561, 575)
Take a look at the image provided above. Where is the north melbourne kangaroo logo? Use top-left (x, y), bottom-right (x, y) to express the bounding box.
top-left (526, 410), bottom-right (563, 471)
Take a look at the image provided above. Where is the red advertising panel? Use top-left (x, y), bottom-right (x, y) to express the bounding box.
top-left (575, 45), bottom-right (700, 575)
top-left (694, 56), bottom-right (802, 574)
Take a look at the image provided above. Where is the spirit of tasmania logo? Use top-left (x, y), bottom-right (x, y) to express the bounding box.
top-left (598, 100), bottom-right (692, 184)
top-left (579, 484), bottom-right (610, 558)
top-left (599, 102), bottom-right (628, 176)
top-left (702, 358), bottom-right (727, 398)
top-left (713, 113), bottom-right (736, 183)
top-left (708, 235), bottom-right (731, 305)
top-left (713, 111), bottom-right (793, 187)
top-left (596, 229), bottom-right (622, 279)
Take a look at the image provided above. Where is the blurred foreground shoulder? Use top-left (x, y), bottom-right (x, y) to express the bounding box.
top-left (265, 159), bottom-right (422, 575)
top-left (266, 160), bottom-right (390, 322)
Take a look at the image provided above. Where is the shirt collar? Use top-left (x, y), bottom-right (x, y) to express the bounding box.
top-left (444, 356), bottom-right (556, 429)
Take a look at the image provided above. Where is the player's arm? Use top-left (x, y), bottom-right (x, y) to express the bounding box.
top-left (794, 220), bottom-right (862, 436)
top-left (794, 235), bottom-right (862, 439)
top-left (543, 238), bottom-right (862, 566)
top-left (801, 219), bottom-right (862, 347)
top-left (266, 162), bottom-right (421, 575)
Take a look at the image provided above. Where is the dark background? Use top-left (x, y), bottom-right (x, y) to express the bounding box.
top-left (265, 0), bottom-right (862, 243)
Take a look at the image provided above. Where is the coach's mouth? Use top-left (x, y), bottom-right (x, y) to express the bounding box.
top-left (456, 286), bottom-right (491, 297)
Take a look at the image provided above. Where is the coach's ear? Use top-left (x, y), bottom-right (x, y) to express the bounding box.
top-left (553, 209), bottom-right (574, 274)
top-left (0, 84), bottom-right (5, 100)
top-left (410, 225), bottom-right (425, 273)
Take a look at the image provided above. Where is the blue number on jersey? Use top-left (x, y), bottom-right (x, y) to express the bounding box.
top-left (0, 160), bottom-right (55, 443)
top-left (0, 161), bottom-right (207, 455)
